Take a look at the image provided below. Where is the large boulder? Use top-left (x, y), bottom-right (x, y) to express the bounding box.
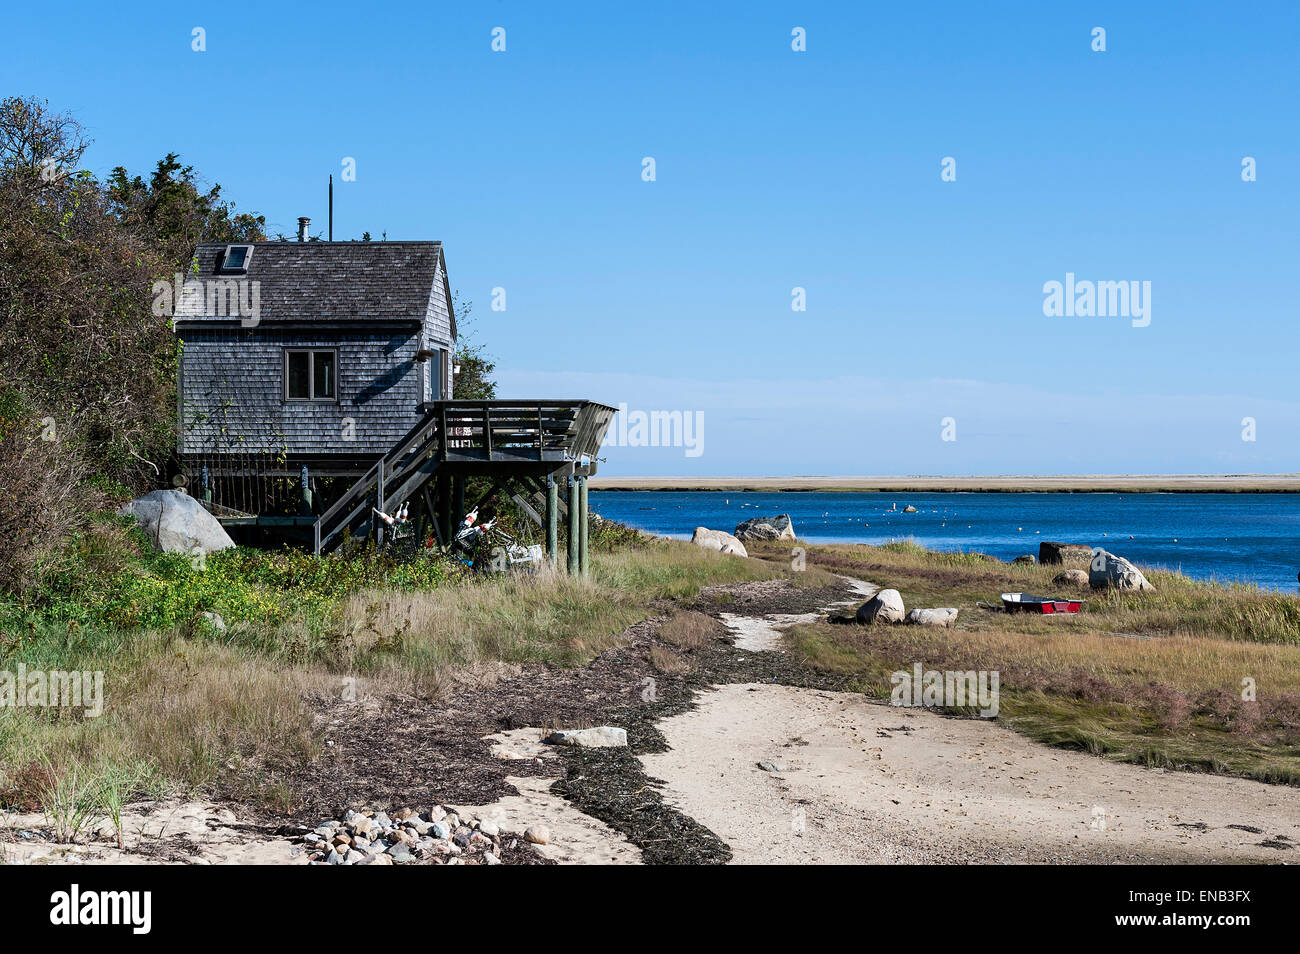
top-left (1052, 568), bottom-right (1090, 588)
top-left (856, 588), bottom-right (906, 624)
top-left (118, 489), bottom-right (234, 556)
top-left (1089, 549), bottom-right (1154, 592)
top-left (905, 607), bottom-right (958, 628)
top-left (1039, 542), bottom-right (1094, 566)
top-left (692, 527), bottom-right (748, 558)
top-left (734, 513), bottom-right (796, 542)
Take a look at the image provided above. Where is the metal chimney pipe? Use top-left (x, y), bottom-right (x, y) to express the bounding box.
top-left (297, 217), bottom-right (310, 242)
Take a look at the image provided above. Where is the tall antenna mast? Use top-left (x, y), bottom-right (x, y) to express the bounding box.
top-left (328, 174), bottom-right (334, 241)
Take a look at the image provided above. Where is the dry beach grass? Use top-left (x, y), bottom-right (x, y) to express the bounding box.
top-left (746, 540), bottom-right (1300, 785)
top-left (4, 528), bottom-right (1299, 862)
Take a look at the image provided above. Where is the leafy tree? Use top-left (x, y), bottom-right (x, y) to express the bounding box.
top-left (451, 294), bottom-right (497, 400)
top-left (105, 153), bottom-right (265, 265)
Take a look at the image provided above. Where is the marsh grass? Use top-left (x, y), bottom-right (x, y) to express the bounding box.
top-left (754, 539), bottom-right (1300, 644)
top-left (1, 538), bottom-right (783, 813)
top-left (658, 610), bottom-right (727, 651)
top-left (773, 540), bottom-right (1300, 785)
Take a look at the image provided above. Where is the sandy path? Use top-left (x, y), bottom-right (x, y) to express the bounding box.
top-left (640, 683), bottom-right (1300, 864)
top-left (2, 801), bottom-right (302, 865)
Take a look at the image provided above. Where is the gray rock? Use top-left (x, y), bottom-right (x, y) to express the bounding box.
top-left (1089, 549), bottom-right (1154, 591)
top-left (1039, 542), bottom-right (1094, 566)
top-left (545, 726), bottom-right (628, 748)
top-left (477, 820), bottom-right (500, 837)
top-left (734, 514), bottom-right (796, 542)
top-left (430, 822), bottom-right (450, 840)
top-left (1013, 554), bottom-right (1036, 565)
top-left (902, 505), bottom-right (918, 513)
top-left (199, 611), bottom-right (226, 633)
top-left (856, 588), bottom-right (906, 624)
top-left (117, 489), bottom-right (235, 556)
top-left (756, 760), bottom-right (788, 773)
top-left (905, 607), bottom-right (958, 628)
top-left (1053, 568), bottom-right (1090, 588)
top-left (483, 851), bottom-right (501, 865)
top-left (691, 527), bottom-right (748, 559)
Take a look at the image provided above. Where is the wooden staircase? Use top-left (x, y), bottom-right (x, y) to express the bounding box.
top-left (312, 400), bottom-right (616, 554)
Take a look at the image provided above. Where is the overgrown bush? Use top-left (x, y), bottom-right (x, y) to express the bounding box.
top-left (9, 514), bottom-right (451, 634)
top-left (0, 398), bottom-right (102, 594)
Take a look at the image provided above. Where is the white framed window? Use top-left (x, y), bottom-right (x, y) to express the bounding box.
top-left (434, 348), bottom-right (445, 399)
top-left (284, 349), bottom-right (337, 402)
top-left (220, 244), bottom-right (254, 274)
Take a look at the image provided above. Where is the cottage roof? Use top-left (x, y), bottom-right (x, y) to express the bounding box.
top-left (179, 241), bottom-right (454, 335)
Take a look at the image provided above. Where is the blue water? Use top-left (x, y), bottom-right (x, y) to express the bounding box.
top-left (589, 491), bottom-right (1300, 592)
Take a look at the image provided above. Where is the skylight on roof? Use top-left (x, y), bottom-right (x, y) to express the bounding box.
top-left (220, 244), bottom-right (253, 274)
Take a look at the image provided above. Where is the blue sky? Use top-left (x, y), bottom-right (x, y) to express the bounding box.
top-left (4, 1), bottom-right (1297, 475)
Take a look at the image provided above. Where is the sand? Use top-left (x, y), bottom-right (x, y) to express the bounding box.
top-left (640, 683), bottom-right (1300, 864)
top-left (470, 728), bottom-right (643, 864)
top-left (1, 800), bottom-right (303, 865)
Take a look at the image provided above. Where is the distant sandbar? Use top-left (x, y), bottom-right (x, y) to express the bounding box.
top-left (589, 475), bottom-right (1300, 493)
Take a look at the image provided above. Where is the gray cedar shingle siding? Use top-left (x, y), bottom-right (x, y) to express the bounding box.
top-left (176, 242), bottom-right (455, 457)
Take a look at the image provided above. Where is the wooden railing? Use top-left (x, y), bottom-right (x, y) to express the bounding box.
top-left (313, 400), bottom-right (616, 554)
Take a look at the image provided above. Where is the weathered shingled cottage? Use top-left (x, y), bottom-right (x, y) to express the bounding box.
top-left (177, 240), bottom-right (455, 470)
top-left (172, 233), bottom-right (614, 566)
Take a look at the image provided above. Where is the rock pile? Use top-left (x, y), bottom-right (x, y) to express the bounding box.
top-left (733, 513), bottom-right (796, 542)
top-left (1089, 549), bottom-right (1155, 591)
top-left (1039, 542), bottom-right (1093, 566)
top-left (856, 588), bottom-right (906, 624)
top-left (118, 489), bottom-right (234, 556)
top-left (857, 591), bottom-right (959, 627)
top-left (301, 806), bottom-right (520, 865)
top-left (691, 527), bottom-right (748, 558)
top-left (1053, 568), bottom-right (1090, 588)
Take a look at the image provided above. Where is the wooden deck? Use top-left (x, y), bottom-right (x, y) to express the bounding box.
top-left (311, 399), bottom-right (616, 554)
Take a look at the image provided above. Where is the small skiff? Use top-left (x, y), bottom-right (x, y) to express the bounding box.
top-left (1000, 593), bottom-right (1083, 615)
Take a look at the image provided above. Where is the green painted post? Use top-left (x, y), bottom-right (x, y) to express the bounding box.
top-left (579, 475), bottom-right (589, 577)
top-left (375, 458), bottom-right (385, 548)
top-left (567, 475), bottom-right (580, 575)
top-left (546, 475), bottom-right (559, 567)
top-left (300, 465), bottom-right (312, 515)
top-left (437, 473), bottom-right (452, 544)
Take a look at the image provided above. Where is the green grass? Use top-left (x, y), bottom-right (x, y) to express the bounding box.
top-left (771, 540), bottom-right (1300, 787)
top-left (0, 522), bottom-right (783, 816)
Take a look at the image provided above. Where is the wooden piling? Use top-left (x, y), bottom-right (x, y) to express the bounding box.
top-left (546, 474), bottom-right (559, 567)
top-left (567, 475), bottom-right (580, 575)
top-left (578, 475), bottom-right (589, 577)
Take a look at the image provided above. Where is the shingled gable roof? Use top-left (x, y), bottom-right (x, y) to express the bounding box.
top-left (180, 241), bottom-right (454, 333)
